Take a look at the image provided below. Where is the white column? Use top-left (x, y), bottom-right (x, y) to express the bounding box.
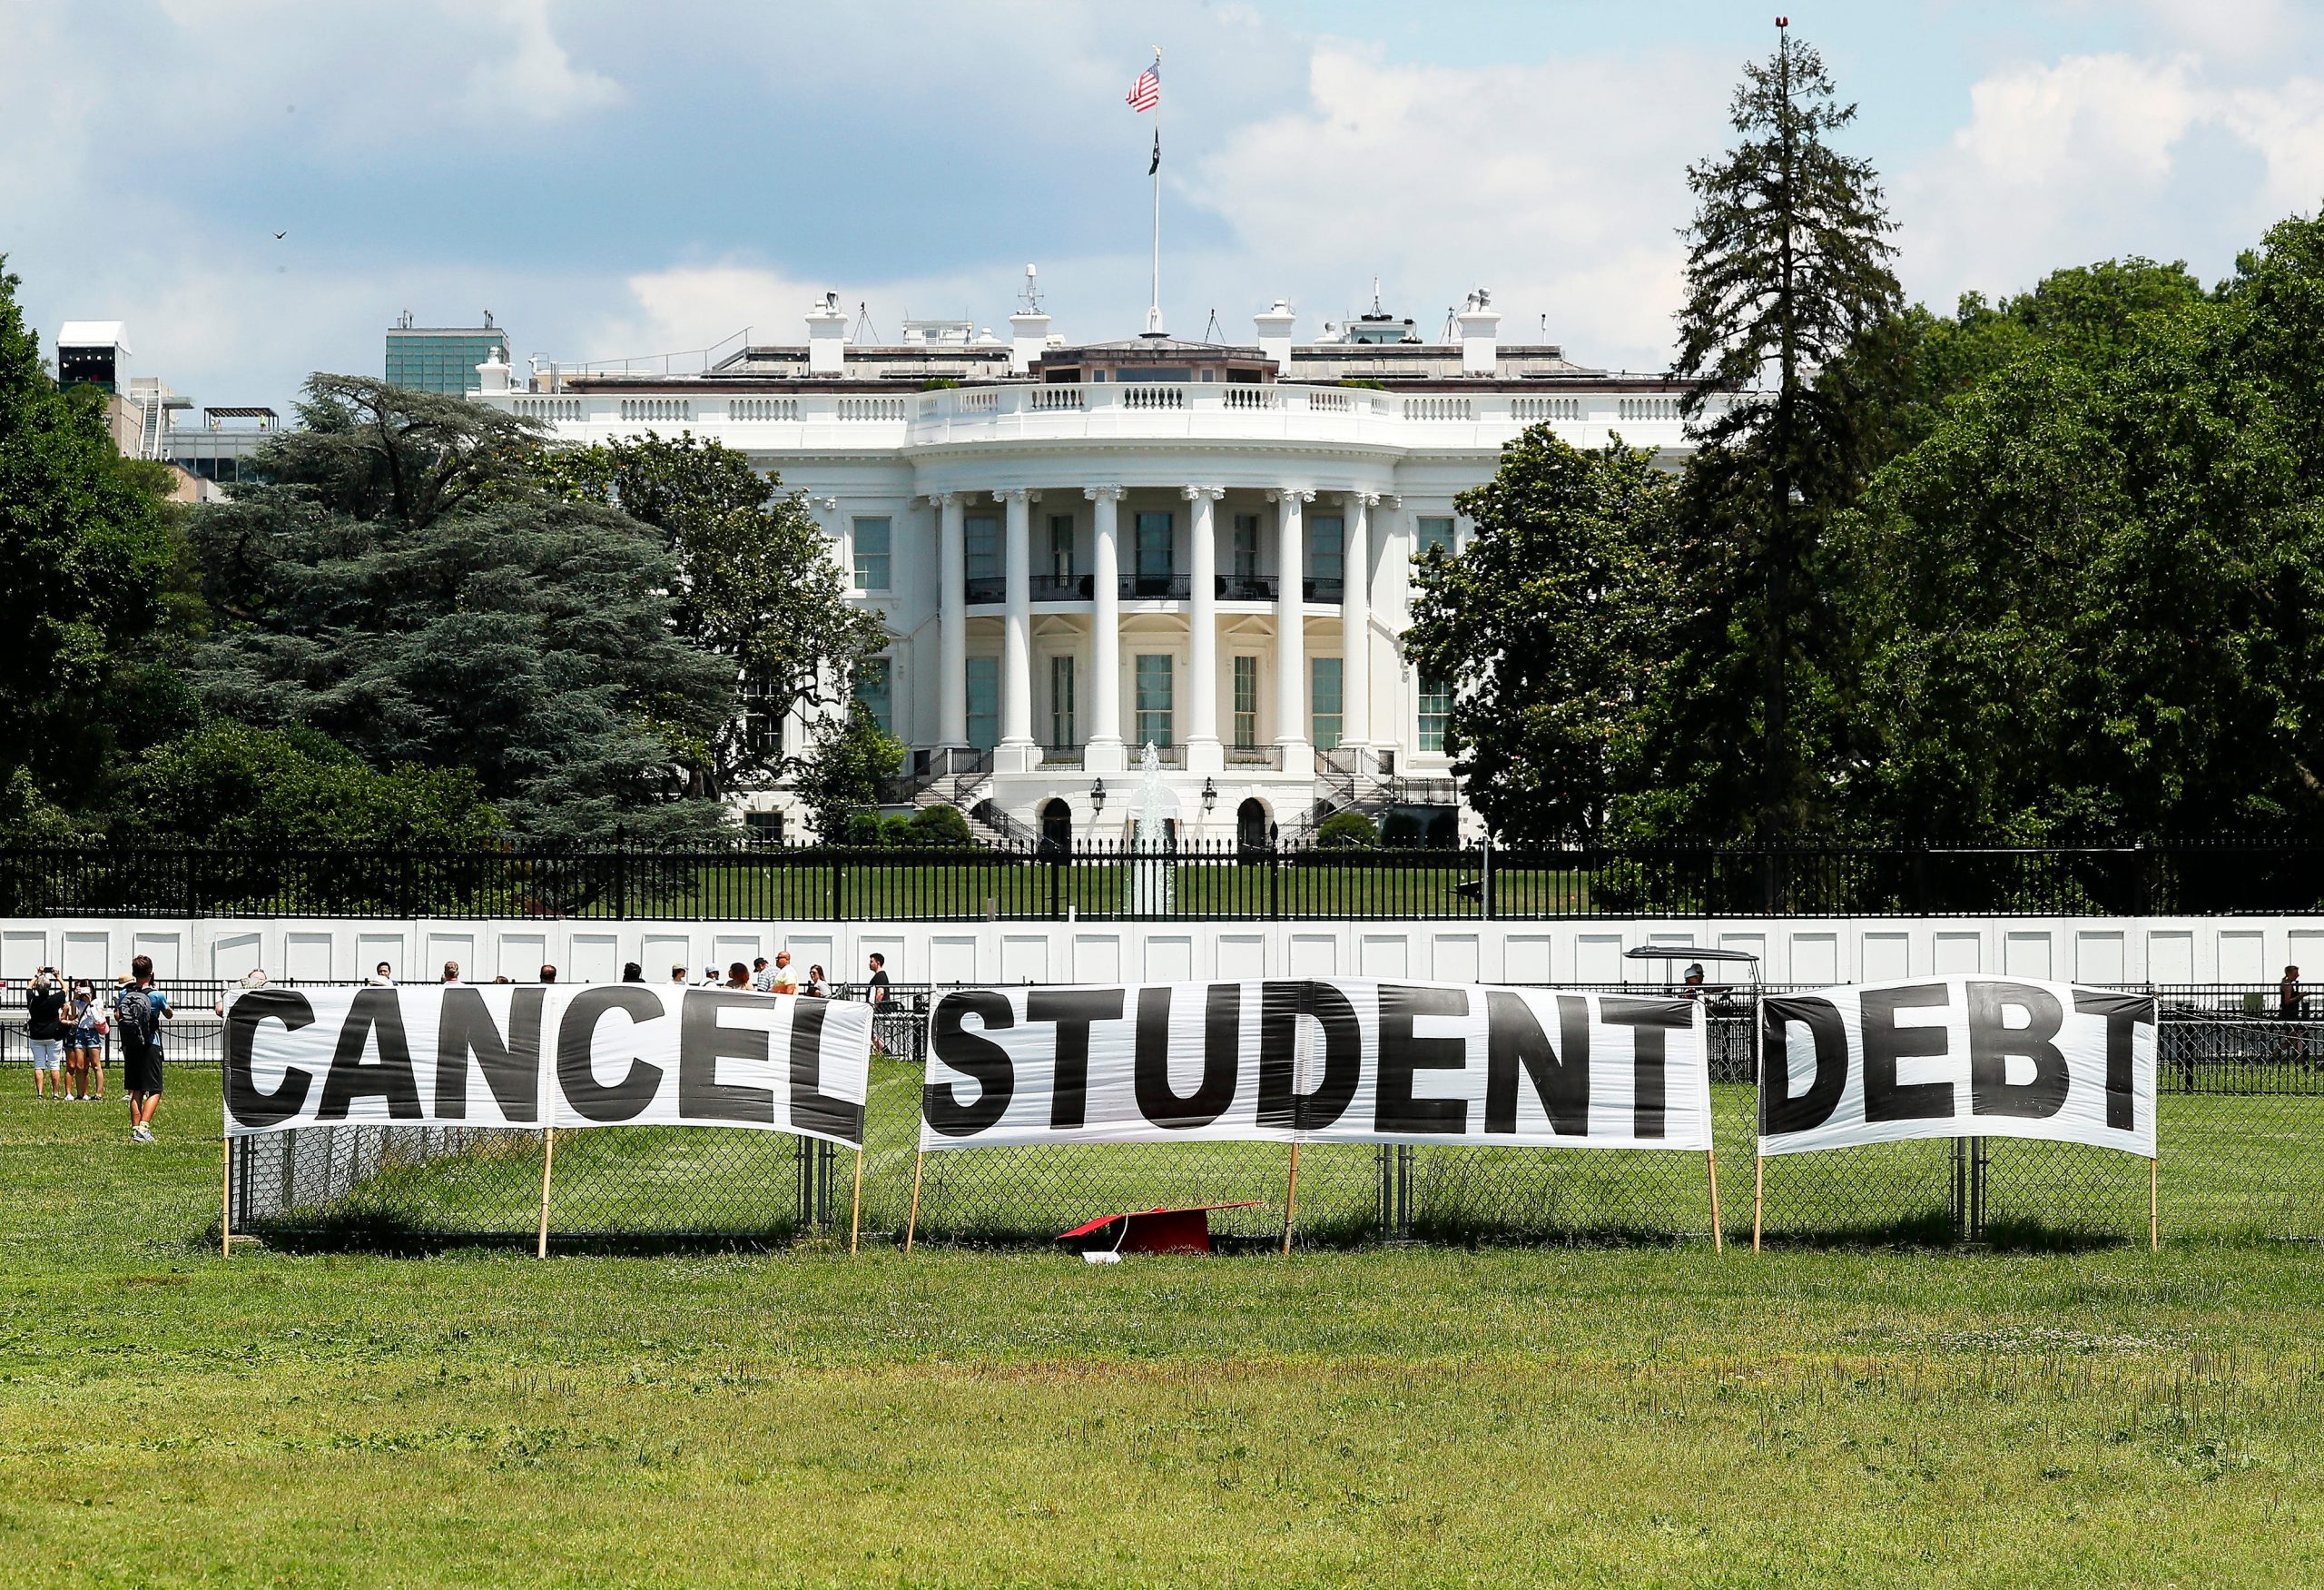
top-left (1271, 489), bottom-right (1314, 759)
top-left (1341, 491), bottom-right (1374, 753)
top-left (1183, 486), bottom-right (1225, 772)
top-left (936, 493), bottom-right (968, 747)
top-left (1084, 486), bottom-right (1126, 773)
top-left (996, 488), bottom-right (1037, 769)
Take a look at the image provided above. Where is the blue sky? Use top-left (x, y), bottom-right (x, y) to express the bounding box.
top-left (7, 0), bottom-right (2322, 411)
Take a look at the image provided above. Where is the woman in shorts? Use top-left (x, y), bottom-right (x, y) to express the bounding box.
top-left (66, 981), bottom-right (104, 1101)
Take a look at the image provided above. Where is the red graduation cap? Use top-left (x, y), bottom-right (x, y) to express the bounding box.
top-left (1056, 1202), bottom-right (1261, 1257)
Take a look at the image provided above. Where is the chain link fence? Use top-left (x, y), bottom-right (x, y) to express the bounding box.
top-left (10, 980), bottom-right (2319, 1249)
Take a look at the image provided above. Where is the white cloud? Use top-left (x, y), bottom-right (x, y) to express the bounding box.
top-left (463, 0), bottom-right (624, 123)
top-left (1188, 44), bottom-right (1733, 371)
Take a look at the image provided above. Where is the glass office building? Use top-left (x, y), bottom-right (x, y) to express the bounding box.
top-left (385, 326), bottom-right (509, 394)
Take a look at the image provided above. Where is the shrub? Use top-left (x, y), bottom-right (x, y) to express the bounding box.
top-left (908, 804), bottom-right (974, 847)
top-left (880, 813), bottom-right (917, 846)
top-left (1315, 810), bottom-right (1379, 848)
top-left (1424, 811), bottom-right (1459, 848)
top-left (1380, 811), bottom-right (1423, 847)
top-left (842, 811), bottom-right (884, 846)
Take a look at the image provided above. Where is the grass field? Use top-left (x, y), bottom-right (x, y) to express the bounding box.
top-left (9, 1072), bottom-right (2324, 1586)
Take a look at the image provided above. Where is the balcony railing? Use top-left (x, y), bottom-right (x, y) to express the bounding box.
top-left (1032, 574), bottom-right (1094, 600)
top-left (1121, 574), bottom-right (1191, 600)
top-left (1303, 575), bottom-right (1344, 602)
top-left (1225, 744), bottom-right (1285, 769)
top-left (1039, 744), bottom-right (1085, 768)
top-left (964, 576), bottom-right (1005, 605)
top-left (1218, 574), bottom-right (1277, 601)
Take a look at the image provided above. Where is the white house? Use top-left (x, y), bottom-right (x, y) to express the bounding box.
top-left (469, 285), bottom-right (1712, 846)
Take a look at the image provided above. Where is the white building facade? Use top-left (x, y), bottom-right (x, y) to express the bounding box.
top-left (471, 291), bottom-right (1713, 845)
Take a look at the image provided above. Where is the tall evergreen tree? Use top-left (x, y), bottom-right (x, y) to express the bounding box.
top-left (1671, 22), bottom-right (1900, 837)
top-left (187, 377), bottom-right (736, 844)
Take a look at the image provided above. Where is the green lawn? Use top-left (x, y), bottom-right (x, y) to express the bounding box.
top-left (9, 1072), bottom-right (2324, 1585)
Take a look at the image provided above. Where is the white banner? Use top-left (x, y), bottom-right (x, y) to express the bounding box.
top-left (1758, 977), bottom-right (2156, 1159)
top-left (919, 979), bottom-right (1711, 1151)
top-left (222, 984), bottom-right (872, 1149)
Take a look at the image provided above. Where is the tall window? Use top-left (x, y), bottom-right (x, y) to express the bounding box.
top-left (965, 657), bottom-right (999, 752)
top-left (852, 517), bottom-right (891, 592)
top-left (1047, 514), bottom-right (1076, 581)
top-left (1134, 511), bottom-right (1174, 583)
top-left (1049, 655), bottom-right (1078, 748)
top-left (965, 514), bottom-right (1000, 582)
top-left (854, 657), bottom-right (893, 736)
top-left (1310, 657), bottom-right (1343, 751)
top-left (1232, 513), bottom-right (1261, 582)
top-left (1417, 672), bottom-right (1450, 753)
top-left (1232, 655), bottom-right (1259, 748)
top-left (1309, 515), bottom-right (1344, 583)
top-left (1414, 516), bottom-right (1456, 561)
top-left (1135, 654), bottom-right (1174, 748)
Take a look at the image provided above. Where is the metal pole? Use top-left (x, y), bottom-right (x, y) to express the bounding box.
top-left (1751, 1154), bottom-right (1764, 1252)
top-left (221, 1133), bottom-right (232, 1259)
top-left (1280, 1142), bottom-right (1302, 1256)
top-left (2149, 1155), bottom-right (2159, 1251)
top-left (849, 1147), bottom-right (866, 1255)
top-left (1706, 1149), bottom-right (1723, 1253)
top-left (904, 1148), bottom-right (926, 1253)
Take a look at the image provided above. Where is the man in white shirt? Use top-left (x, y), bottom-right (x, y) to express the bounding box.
top-left (369, 963), bottom-right (395, 986)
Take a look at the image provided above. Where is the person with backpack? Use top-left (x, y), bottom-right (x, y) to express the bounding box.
top-left (114, 954), bottom-right (171, 1144)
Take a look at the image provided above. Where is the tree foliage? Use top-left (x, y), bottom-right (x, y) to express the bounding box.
top-left (186, 378), bottom-right (735, 844)
top-left (1406, 433), bottom-right (1681, 841)
top-left (538, 433), bottom-right (888, 799)
top-left (114, 724), bottom-right (504, 849)
top-left (0, 255), bottom-right (180, 811)
top-left (793, 702), bottom-right (903, 844)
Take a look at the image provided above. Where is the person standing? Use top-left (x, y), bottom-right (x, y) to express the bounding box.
top-left (25, 968), bottom-right (66, 1101)
top-left (66, 980), bottom-right (104, 1102)
top-left (865, 952), bottom-right (891, 1057)
top-left (750, 956), bottom-right (773, 993)
top-left (804, 963), bottom-right (828, 998)
top-left (621, 962), bottom-right (644, 983)
top-left (369, 963), bottom-right (395, 986)
top-left (669, 963), bottom-right (690, 987)
top-left (441, 962), bottom-right (462, 984)
top-left (114, 955), bottom-right (170, 1143)
top-left (538, 964), bottom-right (557, 984)
top-left (770, 950), bottom-right (798, 996)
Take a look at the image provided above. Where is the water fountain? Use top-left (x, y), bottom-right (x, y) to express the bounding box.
top-left (1128, 742), bottom-right (1176, 915)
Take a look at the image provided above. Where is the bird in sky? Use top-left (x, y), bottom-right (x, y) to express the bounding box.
top-left (272, 231), bottom-right (286, 240)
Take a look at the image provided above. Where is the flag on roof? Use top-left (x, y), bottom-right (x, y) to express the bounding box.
top-left (1126, 60), bottom-right (1159, 113)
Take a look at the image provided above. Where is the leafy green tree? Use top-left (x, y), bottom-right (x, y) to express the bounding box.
top-left (538, 433), bottom-right (887, 800)
top-left (1671, 23), bottom-right (1901, 835)
top-left (1405, 432), bottom-right (1681, 842)
top-left (115, 724), bottom-right (503, 849)
top-left (0, 256), bottom-right (179, 811)
top-left (1837, 297), bottom-right (2324, 835)
top-left (793, 701), bottom-right (903, 844)
top-left (1315, 810), bottom-right (1380, 848)
top-left (186, 378), bottom-right (736, 844)
top-left (906, 803), bottom-right (973, 847)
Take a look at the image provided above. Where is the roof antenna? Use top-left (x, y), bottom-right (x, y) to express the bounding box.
top-left (1203, 307), bottom-right (1223, 341)
top-left (1019, 263), bottom-right (1043, 314)
top-left (852, 301), bottom-right (882, 343)
top-left (1371, 277), bottom-right (1384, 316)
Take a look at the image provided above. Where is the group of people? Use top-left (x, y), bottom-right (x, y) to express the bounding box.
top-left (23, 955), bottom-right (171, 1143)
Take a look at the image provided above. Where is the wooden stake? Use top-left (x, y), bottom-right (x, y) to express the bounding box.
top-left (1705, 1149), bottom-right (1723, 1254)
top-left (221, 1132), bottom-right (232, 1259)
top-left (1752, 1154), bottom-right (1765, 1253)
top-left (849, 1146), bottom-right (866, 1256)
top-left (2149, 1154), bottom-right (2159, 1252)
top-left (904, 1148), bottom-right (925, 1253)
top-left (1280, 1142), bottom-right (1303, 1257)
top-left (535, 1127), bottom-right (556, 1259)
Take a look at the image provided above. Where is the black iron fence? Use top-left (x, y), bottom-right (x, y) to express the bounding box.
top-left (8, 836), bottom-right (2324, 920)
top-left (15, 981), bottom-right (2313, 1250)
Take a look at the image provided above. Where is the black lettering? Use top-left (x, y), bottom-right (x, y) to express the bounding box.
top-left (1256, 981), bottom-right (1361, 1132)
top-left (1483, 990), bottom-right (1591, 1135)
top-left (1133, 985), bottom-right (1238, 1129)
top-left (1863, 983), bottom-right (1955, 1122)
top-left (676, 989), bottom-right (777, 1125)
top-left (2074, 990), bottom-right (2154, 1132)
top-left (555, 985), bottom-right (665, 1123)
top-left (1602, 996), bottom-right (1689, 1140)
top-left (225, 987), bottom-right (316, 1129)
top-left (1374, 983), bottom-right (1469, 1135)
top-left (317, 987), bottom-right (422, 1121)
top-left (1760, 996), bottom-right (1848, 1134)
top-left (434, 986), bottom-right (543, 1122)
top-left (1028, 988), bottom-right (1124, 1130)
top-left (924, 990), bottom-right (1015, 1137)
top-left (1968, 980), bottom-right (2067, 1119)
top-left (787, 999), bottom-right (864, 1143)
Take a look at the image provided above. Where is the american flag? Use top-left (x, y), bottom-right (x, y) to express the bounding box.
top-left (1126, 60), bottom-right (1159, 113)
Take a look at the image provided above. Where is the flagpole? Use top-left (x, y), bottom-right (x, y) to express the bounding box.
top-left (1149, 44), bottom-right (1163, 334)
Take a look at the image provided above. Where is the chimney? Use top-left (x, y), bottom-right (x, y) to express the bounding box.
top-left (476, 347), bottom-right (512, 393)
top-left (1009, 311), bottom-right (1051, 375)
top-left (806, 291), bottom-right (849, 375)
top-left (1255, 300), bottom-right (1295, 370)
top-left (1455, 288), bottom-right (1500, 377)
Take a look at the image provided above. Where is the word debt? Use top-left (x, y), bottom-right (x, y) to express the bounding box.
top-left (920, 979), bottom-right (1716, 1151)
top-left (1758, 977), bottom-right (2157, 1158)
top-left (222, 984), bottom-right (872, 1148)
